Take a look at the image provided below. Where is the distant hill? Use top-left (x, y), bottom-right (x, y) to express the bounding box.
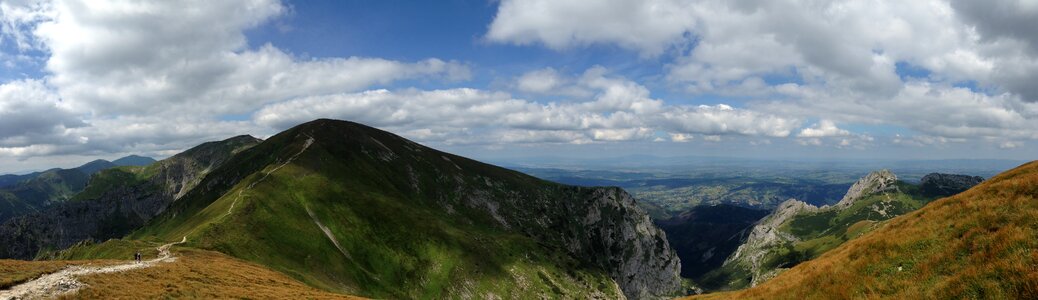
top-left (75, 160), bottom-right (117, 175)
top-left (112, 155), bottom-right (157, 167)
top-left (0, 174), bottom-right (38, 189)
top-left (694, 161), bottom-right (1038, 299)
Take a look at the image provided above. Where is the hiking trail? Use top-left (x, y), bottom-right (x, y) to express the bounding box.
top-left (0, 236), bottom-right (187, 300)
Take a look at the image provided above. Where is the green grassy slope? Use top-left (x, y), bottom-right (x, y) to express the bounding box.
top-left (779, 182), bottom-right (932, 262)
top-left (132, 119), bottom-right (677, 299)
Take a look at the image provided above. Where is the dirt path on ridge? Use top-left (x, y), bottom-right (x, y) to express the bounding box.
top-left (0, 236), bottom-right (186, 300)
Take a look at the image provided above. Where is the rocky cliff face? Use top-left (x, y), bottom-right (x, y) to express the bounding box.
top-left (920, 173), bottom-right (983, 198)
top-left (449, 177), bottom-right (682, 299)
top-left (548, 187), bottom-right (681, 299)
top-left (153, 135), bottom-right (262, 200)
top-left (0, 136), bottom-right (260, 259)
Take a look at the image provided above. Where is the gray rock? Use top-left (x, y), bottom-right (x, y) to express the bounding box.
top-left (723, 199), bottom-right (817, 286)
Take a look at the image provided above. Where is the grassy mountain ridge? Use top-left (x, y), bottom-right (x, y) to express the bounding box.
top-left (694, 160), bottom-right (1038, 299)
top-left (132, 119), bottom-right (681, 299)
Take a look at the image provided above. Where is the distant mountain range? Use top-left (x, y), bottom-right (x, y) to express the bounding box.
top-left (503, 155), bottom-right (1021, 181)
top-left (0, 155), bottom-right (156, 223)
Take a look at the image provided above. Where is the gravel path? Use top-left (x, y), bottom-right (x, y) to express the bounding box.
top-left (0, 237), bottom-right (186, 300)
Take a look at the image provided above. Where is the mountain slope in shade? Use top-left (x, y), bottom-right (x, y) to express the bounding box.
top-left (693, 161), bottom-right (1038, 299)
top-left (133, 119), bottom-right (681, 299)
top-left (0, 169), bottom-right (90, 223)
top-left (657, 205), bottom-right (767, 282)
top-left (0, 155), bottom-right (158, 223)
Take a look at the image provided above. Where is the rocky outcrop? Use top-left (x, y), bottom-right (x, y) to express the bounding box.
top-left (152, 135), bottom-right (262, 200)
top-left (920, 173), bottom-right (983, 198)
top-left (723, 199), bottom-right (818, 286)
top-left (0, 136), bottom-right (260, 259)
top-left (835, 169), bottom-right (898, 208)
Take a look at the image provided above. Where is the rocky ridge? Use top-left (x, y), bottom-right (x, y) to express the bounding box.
top-left (834, 169), bottom-right (898, 208)
top-left (720, 170), bottom-right (903, 288)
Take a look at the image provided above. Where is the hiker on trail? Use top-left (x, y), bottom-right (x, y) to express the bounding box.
top-left (135, 251), bottom-right (141, 263)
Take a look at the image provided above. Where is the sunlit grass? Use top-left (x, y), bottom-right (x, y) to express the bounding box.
top-left (0, 259), bottom-right (98, 289)
top-left (62, 248), bottom-right (363, 299)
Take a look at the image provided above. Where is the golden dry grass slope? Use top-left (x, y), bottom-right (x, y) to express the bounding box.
top-left (0, 259), bottom-right (97, 289)
top-left (3, 248), bottom-right (363, 299)
top-left (692, 161), bottom-right (1038, 300)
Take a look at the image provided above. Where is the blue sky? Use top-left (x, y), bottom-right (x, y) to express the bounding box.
top-left (0, 0), bottom-right (1036, 173)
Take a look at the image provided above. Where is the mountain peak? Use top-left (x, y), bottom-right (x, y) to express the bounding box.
top-left (135, 118), bottom-right (682, 299)
top-left (112, 155), bottom-right (156, 166)
top-left (75, 159), bottom-right (116, 175)
top-left (835, 169), bottom-right (898, 208)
